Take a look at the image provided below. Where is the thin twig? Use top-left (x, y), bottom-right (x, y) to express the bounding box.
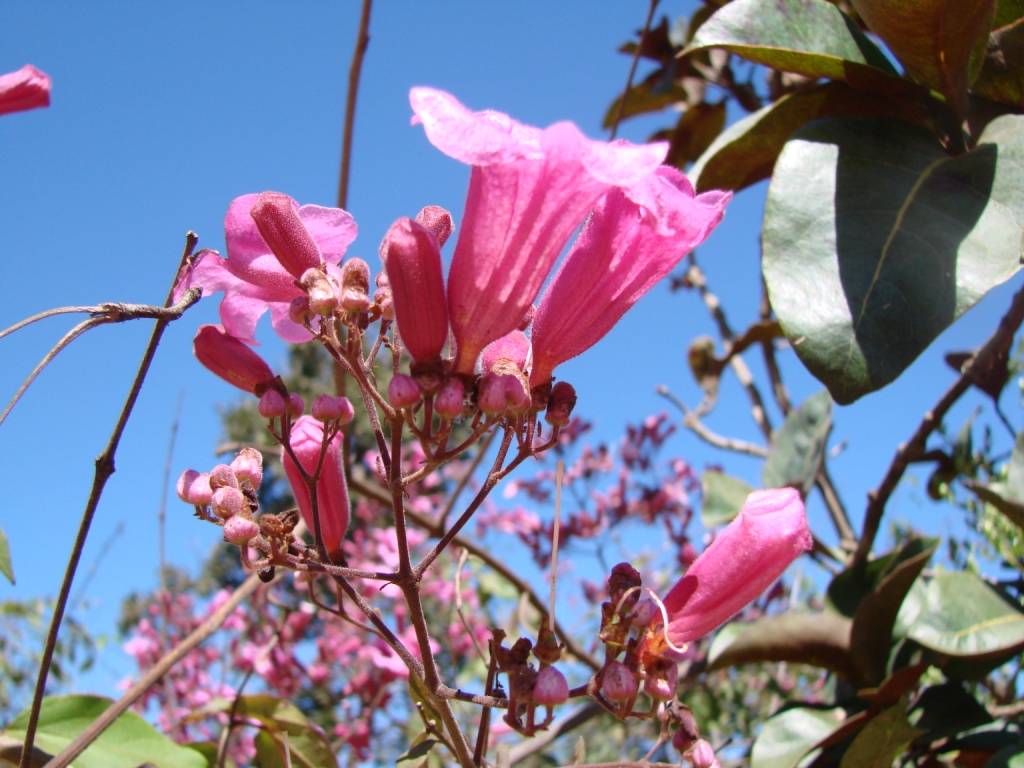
top-left (609, 0), bottom-right (660, 140)
top-left (549, 461), bottom-right (564, 629)
top-left (158, 391), bottom-right (185, 725)
top-left (657, 386), bottom-right (768, 457)
top-left (336, 0), bottom-right (372, 210)
top-left (22, 236), bottom-right (202, 768)
top-left (854, 282), bottom-right (1024, 566)
top-left (507, 703), bottom-right (603, 764)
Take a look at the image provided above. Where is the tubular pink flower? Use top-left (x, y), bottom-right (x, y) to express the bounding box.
top-left (250, 192), bottom-right (323, 279)
top-left (530, 167), bottom-right (731, 387)
top-left (282, 416), bottom-right (350, 561)
top-left (0, 65), bottom-right (50, 117)
top-left (379, 218), bottom-right (449, 364)
top-left (173, 193), bottom-right (357, 343)
top-left (193, 324), bottom-right (275, 394)
top-left (410, 87), bottom-right (668, 374)
top-left (653, 488), bottom-right (812, 649)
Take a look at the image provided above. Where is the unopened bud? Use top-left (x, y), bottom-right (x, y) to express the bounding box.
top-left (477, 374), bottom-right (507, 416)
top-left (230, 447), bottom-right (264, 489)
top-left (259, 390), bottom-right (287, 418)
top-left (212, 486), bottom-right (245, 519)
top-left (340, 258), bottom-right (371, 312)
top-left (177, 470), bottom-right (212, 505)
top-left (690, 740), bottom-right (719, 768)
top-left (435, 378), bottom-right (465, 419)
top-left (544, 381), bottom-right (577, 427)
top-left (672, 708), bottom-right (699, 753)
top-left (311, 394), bottom-right (342, 422)
top-left (289, 295), bottom-right (312, 327)
top-left (287, 394), bottom-right (305, 418)
top-left (533, 666), bottom-right (569, 706)
top-left (209, 464), bottom-right (239, 490)
top-left (601, 661), bottom-right (637, 702)
top-left (193, 325), bottom-right (275, 394)
top-left (644, 658), bottom-right (678, 701)
top-left (389, 373), bottom-right (421, 408)
top-left (503, 375), bottom-right (531, 414)
top-left (250, 192), bottom-right (322, 278)
top-left (299, 267), bottom-right (339, 316)
top-left (223, 516), bottom-right (260, 545)
top-left (374, 283), bottom-right (394, 321)
top-left (415, 205), bottom-right (455, 247)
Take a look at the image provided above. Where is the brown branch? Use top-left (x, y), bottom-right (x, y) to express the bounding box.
top-left (854, 282), bottom-right (1024, 566)
top-left (609, 0), bottom-right (660, 140)
top-left (336, 0), bottom-right (372, 209)
top-left (23, 235), bottom-right (202, 768)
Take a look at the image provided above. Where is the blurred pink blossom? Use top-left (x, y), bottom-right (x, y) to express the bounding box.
top-left (0, 65), bottom-right (50, 116)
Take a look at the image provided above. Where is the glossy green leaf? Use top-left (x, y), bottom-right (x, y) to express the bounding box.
top-left (0, 525), bottom-right (13, 585)
top-left (850, 0), bottom-right (994, 117)
top-left (2, 695), bottom-right (206, 768)
top-left (396, 736), bottom-right (440, 768)
top-left (839, 700), bottom-right (922, 768)
top-left (828, 538), bottom-right (938, 619)
top-left (701, 470), bottom-right (754, 527)
top-left (849, 540), bottom-right (937, 685)
top-left (690, 81), bottom-right (924, 193)
top-left (763, 390), bottom-right (832, 493)
top-left (684, 0), bottom-right (913, 94)
top-left (183, 742), bottom-right (238, 768)
top-left (751, 706), bottom-right (845, 768)
top-left (907, 571), bottom-right (1024, 658)
top-left (763, 114), bottom-right (1024, 404)
top-left (966, 429), bottom-right (1024, 531)
top-left (708, 612), bottom-right (857, 681)
top-left (911, 683), bottom-right (992, 740)
top-left (974, 17), bottom-right (1024, 108)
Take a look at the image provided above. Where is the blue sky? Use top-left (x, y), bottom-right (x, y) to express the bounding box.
top-left (1, 1), bottom-right (1018, 698)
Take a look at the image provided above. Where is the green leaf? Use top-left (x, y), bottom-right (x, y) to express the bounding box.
top-left (0, 525), bottom-right (13, 585)
top-left (684, 0), bottom-right (914, 94)
top-left (838, 700), bottom-right (923, 768)
top-left (708, 612), bottom-right (857, 681)
top-left (995, 0), bottom-right (1024, 27)
top-left (763, 390), bottom-right (832, 493)
top-left (907, 571), bottom-right (1024, 660)
top-left (911, 683), bottom-right (993, 740)
top-left (763, 114), bottom-right (1024, 404)
top-left (849, 540), bottom-right (937, 686)
top-left (183, 742), bottom-right (238, 768)
top-left (850, 0), bottom-right (995, 118)
top-left (700, 470), bottom-right (754, 527)
top-left (690, 81), bottom-right (925, 193)
top-left (750, 706), bottom-right (845, 768)
top-left (974, 17), bottom-right (1024, 109)
top-left (396, 736), bottom-right (440, 768)
top-left (1, 695), bottom-right (207, 768)
top-left (965, 430), bottom-right (1024, 532)
top-left (661, 101), bottom-right (728, 170)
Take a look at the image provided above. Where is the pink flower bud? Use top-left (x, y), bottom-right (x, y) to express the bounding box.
top-left (193, 325), bottom-right (275, 394)
top-left (212, 486), bottom-right (245, 519)
top-left (230, 447), bottom-right (263, 489)
top-left (282, 416), bottom-right (350, 561)
top-left (287, 394), bottom-right (305, 418)
top-left (533, 666), bottom-right (569, 706)
top-left (299, 267), bottom-right (340, 316)
top-left (209, 464), bottom-right (238, 490)
top-left (690, 740), bottom-right (719, 768)
top-left (176, 470), bottom-right (212, 505)
top-left (477, 374), bottom-right (507, 416)
top-left (388, 373), bottom-right (421, 408)
top-left (601, 661), bottom-right (637, 702)
top-left (435, 378), bottom-right (465, 419)
top-left (643, 659), bottom-right (678, 701)
top-left (373, 273), bottom-right (394, 321)
top-left (544, 381), bottom-right (577, 427)
top-left (379, 218), bottom-right (449, 365)
top-left (672, 709), bottom-right (699, 753)
top-left (503, 375), bottom-right (531, 414)
top-left (480, 330), bottom-right (530, 375)
top-left (289, 295), bottom-right (312, 327)
top-left (0, 65), bottom-right (51, 117)
top-left (415, 205), bottom-right (455, 248)
top-left (340, 258), bottom-right (371, 312)
top-left (223, 516), bottom-right (260, 545)
top-left (250, 192), bottom-right (323, 279)
top-left (311, 394), bottom-right (353, 423)
top-left (258, 390), bottom-right (287, 418)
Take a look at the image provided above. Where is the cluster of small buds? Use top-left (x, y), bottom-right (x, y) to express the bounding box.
top-left (177, 447), bottom-right (264, 547)
top-left (490, 621), bottom-right (570, 736)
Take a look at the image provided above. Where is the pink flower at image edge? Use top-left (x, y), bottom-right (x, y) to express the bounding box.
top-left (0, 65), bottom-right (50, 116)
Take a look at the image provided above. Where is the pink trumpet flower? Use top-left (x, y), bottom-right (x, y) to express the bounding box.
top-left (643, 488), bottom-right (812, 655)
top-left (0, 65), bottom-right (50, 117)
top-left (530, 166), bottom-right (730, 387)
top-left (410, 87), bottom-right (668, 375)
top-left (282, 416), bottom-right (350, 562)
top-left (173, 193), bottom-right (357, 343)
top-left (193, 324), bottom-right (275, 394)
